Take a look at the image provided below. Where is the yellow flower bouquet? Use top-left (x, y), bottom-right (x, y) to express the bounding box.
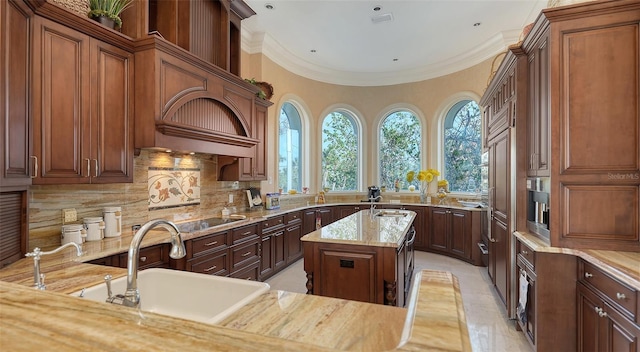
top-left (406, 168), bottom-right (440, 201)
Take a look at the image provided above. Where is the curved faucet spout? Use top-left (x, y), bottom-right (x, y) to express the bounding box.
top-left (123, 219), bottom-right (186, 308)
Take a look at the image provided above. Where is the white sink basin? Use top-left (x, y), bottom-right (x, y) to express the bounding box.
top-left (72, 268), bottom-right (269, 324)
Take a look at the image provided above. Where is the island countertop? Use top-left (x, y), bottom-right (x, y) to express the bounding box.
top-left (300, 209), bottom-right (416, 248)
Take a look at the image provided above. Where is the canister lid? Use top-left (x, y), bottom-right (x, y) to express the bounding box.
top-left (83, 217), bottom-right (103, 223)
top-left (103, 207), bottom-right (121, 212)
top-left (62, 224), bottom-right (84, 231)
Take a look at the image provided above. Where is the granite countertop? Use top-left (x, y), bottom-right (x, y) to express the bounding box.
top-left (301, 209), bottom-right (416, 247)
top-left (0, 257), bottom-right (471, 351)
top-left (514, 231), bottom-right (640, 291)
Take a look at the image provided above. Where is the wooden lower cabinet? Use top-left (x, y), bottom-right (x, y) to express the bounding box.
top-left (578, 259), bottom-right (640, 352)
top-left (578, 283), bottom-right (640, 352)
top-left (428, 207), bottom-right (483, 265)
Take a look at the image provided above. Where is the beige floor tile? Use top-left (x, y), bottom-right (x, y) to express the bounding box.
top-left (266, 251), bottom-right (532, 352)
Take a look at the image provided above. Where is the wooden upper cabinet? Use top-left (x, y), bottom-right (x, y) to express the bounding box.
top-left (1, 0), bottom-right (32, 188)
top-left (525, 28), bottom-right (550, 177)
top-left (148, 0), bottom-right (253, 74)
top-left (31, 16), bottom-right (134, 184)
top-left (543, 1), bottom-right (640, 251)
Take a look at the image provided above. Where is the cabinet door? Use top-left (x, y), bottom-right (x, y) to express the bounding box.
top-left (317, 208), bottom-right (333, 226)
top-left (578, 283), bottom-right (606, 351)
top-left (527, 30), bottom-right (550, 177)
top-left (274, 229), bottom-right (286, 271)
top-left (302, 209), bottom-right (317, 235)
top-left (32, 17), bottom-right (91, 184)
top-left (285, 222), bottom-right (302, 263)
top-left (492, 218), bottom-right (509, 305)
top-left (429, 208), bottom-right (449, 252)
top-left (259, 234), bottom-right (274, 279)
top-left (1, 0), bottom-right (32, 187)
top-left (450, 209), bottom-right (470, 260)
top-left (89, 39), bottom-right (134, 183)
top-left (603, 301), bottom-right (640, 352)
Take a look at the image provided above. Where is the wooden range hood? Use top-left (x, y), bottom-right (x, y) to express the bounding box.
top-left (133, 35), bottom-right (270, 158)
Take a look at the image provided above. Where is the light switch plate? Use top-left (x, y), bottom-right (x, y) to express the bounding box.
top-left (62, 208), bottom-right (77, 223)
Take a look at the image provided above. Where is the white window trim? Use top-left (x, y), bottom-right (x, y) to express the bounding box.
top-left (373, 103), bottom-right (428, 189)
top-left (275, 95), bottom-right (311, 193)
top-left (318, 104), bottom-right (366, 192)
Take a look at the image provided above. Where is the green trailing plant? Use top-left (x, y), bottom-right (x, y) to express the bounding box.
top-left (244, 78), bottom-right (267, 100)
top-left (87, 0), bottom-right (133, 28)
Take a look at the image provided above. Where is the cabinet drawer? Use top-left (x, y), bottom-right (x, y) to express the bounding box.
top-left (262, 216), bottom-right (284, 233)
top-left (285, 211), bottom-right (302, 224)
top-left (516, 239), bottom-right (535, 269)
top-left (580, 260), bottom-right (637, 320)
top-left (191, 231), bottom-right (227, 256)
top-left (231, 224), bottom-right (259, 244)
top-left (188, 252), bottom-right (228, 276)
top-left (230, 261), bottom-right (260, 281)
top-left (231, 239), bottom-right (260, 272)
top-left (119, 244), bottom-right (170, 270)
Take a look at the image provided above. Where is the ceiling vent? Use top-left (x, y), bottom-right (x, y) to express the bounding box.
top-left (371, 13), bottom-right (393, 24)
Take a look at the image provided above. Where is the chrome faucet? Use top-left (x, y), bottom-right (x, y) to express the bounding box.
top-left (26, 242), bottom-right (83, 290)
top-left (113, 219), bottom-right (186, 308)
top-left (368, 195), bottom-right (383, 213)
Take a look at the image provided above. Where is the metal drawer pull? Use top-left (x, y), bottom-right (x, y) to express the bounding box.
top-left (241, 251), bottom-right (251, 257)
top-left (204, 241), bottom-right (218, 246)
top-left (30, 156), bottom-right (38, 178)
top-left (521, 250), bottom-right (529, 255)
top-left (584, 272), bottom-right (593, 278)
top-left (85, 158), bottom-right (91, 177)
top-left (93, 159), bottom-right (98, 177)
top-left (242, 231), bottom-right (251, 236)
top-left (616, 292), bottom-right (626, 300)
top-left (595, 307), bottom-right (608, 318)
top-left (204, 265), bottom-right (217, 272)
top-left (140, 256), bottom-right (147, 262)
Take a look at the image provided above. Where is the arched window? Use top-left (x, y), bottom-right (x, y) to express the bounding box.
top-left (443, 100), bottom-right (482, 193)
top-left (278, 102), bottom-right (302, 192)
top-left (379, 111), bottom-right (421, 190)
top-left (321, 111), bottom-right (359, 191)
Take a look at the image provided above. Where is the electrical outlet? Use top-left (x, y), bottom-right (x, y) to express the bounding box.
top-left (228, 194), bottom-right (234, 203)
top-left (62, 208), bottom-right (77, 223)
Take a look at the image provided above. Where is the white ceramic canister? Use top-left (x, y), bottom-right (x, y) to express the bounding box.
top-left (103, 207), bottom-right (122, 237)
top-left (61, 224), bottom-right (86, 245)
top-left (83, 217), bottom-right (105, 241)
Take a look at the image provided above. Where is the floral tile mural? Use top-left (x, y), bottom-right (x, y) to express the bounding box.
top-left (148, 167), bottom-right (200, 210)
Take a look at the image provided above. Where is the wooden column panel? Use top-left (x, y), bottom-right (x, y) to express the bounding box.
top-left (319, 248), bottom-right (377, 303)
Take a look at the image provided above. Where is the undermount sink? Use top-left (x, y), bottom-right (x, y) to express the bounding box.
top-left (72, 268), bottom-right (269, 324)
top-left (375, 210), bottom-right (408, 217)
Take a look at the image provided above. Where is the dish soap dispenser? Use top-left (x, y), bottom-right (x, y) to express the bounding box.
top-left (221, 206), bottom-right (230, 218)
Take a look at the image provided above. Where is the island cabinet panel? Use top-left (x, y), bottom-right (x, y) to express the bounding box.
top-left (284, 211), bottom-right (303, 263)
top-left (318, 248), bottom-right (379, 304)
top-left (31, 16), bottom-right (134, 184)
top-left (258, 215), bottom-right (285, 281)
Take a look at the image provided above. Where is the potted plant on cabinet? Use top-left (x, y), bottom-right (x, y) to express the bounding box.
top-left (87, 0), bottom-right (132, 30)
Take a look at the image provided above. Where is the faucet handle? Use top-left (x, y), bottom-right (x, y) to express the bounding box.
top-left (104, 275), bottom-right (113, 300)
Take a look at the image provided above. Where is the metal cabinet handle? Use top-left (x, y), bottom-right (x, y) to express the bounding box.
top-left (204, 241), bottom-right (218, 247)
top-left (594, 307), bottom-right (608, 318)
top-left (521, 250), bottom-right (529, 255)
top-left (85, 158), bottom-right (91, 177)
top-left (93, 159), bottom-right (98, 177)
top-left (30, 156), bottom-right (38, 178)
top-left (204, 265), bottom-right (217, 272)
top-left (241, 251), bottom-right (251, 257)
top-left (139, 256), bottom-right (147, 262)
top-left (616, 292), bottom-right (626, 300)
top-left (584, 272), bottom-right (593, 278)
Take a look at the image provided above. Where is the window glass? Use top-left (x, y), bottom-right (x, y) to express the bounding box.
top-left (379, 111), bottom-right (421, 190)
top-left (443, 100), bottom-right (482, 192)
top-left (278, 103), bottom-right (302, 192)
top-left (321, 111), bottom-right (359, 191)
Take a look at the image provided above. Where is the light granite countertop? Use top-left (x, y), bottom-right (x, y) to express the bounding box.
top-left (301, 209), bottom-right (416, 247)
top-left (0, 255), bottom-right (470, 351)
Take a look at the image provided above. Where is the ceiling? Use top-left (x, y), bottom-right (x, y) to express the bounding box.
top-left (241, 0), bottom-right (547, 86)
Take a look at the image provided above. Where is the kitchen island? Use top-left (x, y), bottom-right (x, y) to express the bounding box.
top-left (302, 209), bottom-right (416, 307)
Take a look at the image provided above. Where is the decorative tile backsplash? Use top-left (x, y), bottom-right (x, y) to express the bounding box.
top-left (148, 167), bottom-right (201, 210)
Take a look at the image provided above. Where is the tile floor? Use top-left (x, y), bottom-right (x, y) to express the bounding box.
top-left (265, 251), bottom-right (532, 352)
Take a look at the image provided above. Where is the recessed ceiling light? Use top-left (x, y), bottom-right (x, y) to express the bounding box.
top-left (310, 49), bottom-right (317, 53)
top-left (373, 6), bottom-right (382, 11)
top-left (473, 22), bottom-right (481, 27)
top-left (393, 58), bottom-right (399, 62)
top-left (265, 3), bottom-right (274, 10)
